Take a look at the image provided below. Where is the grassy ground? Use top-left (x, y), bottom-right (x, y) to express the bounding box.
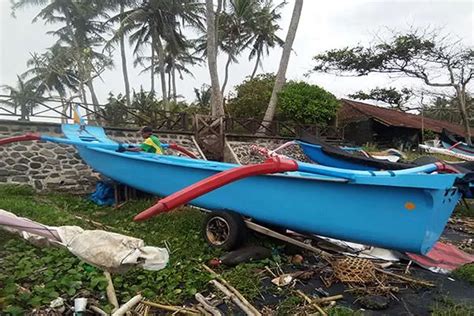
top-left (1, 184), bottom-right (473, 315)
top-left (0, 184), bottom-right (299, 314)
top-left (452, 264), bottom-right (474, 285)
top-left (431, 296), bottom-right (474, 316)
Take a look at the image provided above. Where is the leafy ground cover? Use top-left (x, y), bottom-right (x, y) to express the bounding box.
top-left (0, 184), bottom-right (473, 315)
top-left (0, 184), bottom-right (299, 314)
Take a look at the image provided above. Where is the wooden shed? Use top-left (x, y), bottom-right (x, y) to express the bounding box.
top-left (337, 99), bottom-right (466, 148)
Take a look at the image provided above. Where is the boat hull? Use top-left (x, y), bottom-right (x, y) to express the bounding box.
top-left (440, 129), bottom-right (474, 156)
top-left (442, 141), bottom-right (474, 156)
top-left (78, 146), bottom-right (460, 254)
top-left (298, 141), bottom-right (378, 170)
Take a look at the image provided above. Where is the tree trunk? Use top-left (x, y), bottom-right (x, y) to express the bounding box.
top-left (221, 54), bottom-right (233, 95)
top-left (60, 94), bottom-right (67, 124)
top-left (86, 79), bottom-right (101, 123)
top-left (151, 35), bottom-right (155, 93)
top-left (79, 82), bottom-right (88, 106)
top-left (154, 36), bottom-right (168, 109)
top-left (206, 0), bottom-right (224, 117)
top-left (250, 52), bottom-right (261, 79)
top-left (119, 2), bottom-right (131, 106)
top-left (455, 85), bottom-right (472, 144)
top-left (167, 70), bottom-right (172, 100)
top-left (172, 64), bottom-right (177, 103)
top-left (258, 0), bottom-right (303, 134)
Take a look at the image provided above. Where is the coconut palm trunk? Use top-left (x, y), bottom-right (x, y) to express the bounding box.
top-left (258, 0), bottom-right (303, 134)
top-left (250, 52), bottom-right (261, 79)
top-left (119, 2), bottom-right (131, 106)
top-left (151, 36), bottom-right (156, 93)
top-left (172, 65), bottom-right (177, 103)
top-left (206, 0), bottom-right (224, 117)
top-left (220, 54), bottom-right (233, 95)
top-left (167, 70), bottom-right (172, 100)
top-left (154, 35), bottom-right (168, 109)
top-left (86, 79), bottom-right (101, 123)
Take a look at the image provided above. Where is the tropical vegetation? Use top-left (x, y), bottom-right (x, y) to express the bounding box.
top-left (4, 0), bottom-right (293, 128)
top-left (2, 1), bottom-right (473, 136)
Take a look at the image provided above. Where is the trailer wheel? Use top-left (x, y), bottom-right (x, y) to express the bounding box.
top-left (203, 211), bottom-right (246, 250)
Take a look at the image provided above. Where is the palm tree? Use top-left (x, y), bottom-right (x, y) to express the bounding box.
top-left (1, 76), bottom-right (47, 121)
top-left (23, 45), bottom-right (80, 98)
top-left (103, 0), bottom-right (140, 106)
top-left (246, 0), bottom-right (285, 79)
top-left (205, 0), bottom-right (224, 116)
top-left (199, 1), bottom-right (283, 97)
top-left (164, 41), bottom-right (204, 102)
top-left (14, 0), bottom-right (113, 114)
top-left (259, 0), bottom-right (303, 134)
top-left (217, 0), bottom-right (257, 95)
top-left (194, 84), bottom-right (211, 109)
top-left (110, 0), bottom-right (204, 109)
top-left (23, 45), bottom-right (80, 121)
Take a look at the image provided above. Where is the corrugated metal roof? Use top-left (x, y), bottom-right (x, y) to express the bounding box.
top-left (339, 99), bottom-right (466, 136)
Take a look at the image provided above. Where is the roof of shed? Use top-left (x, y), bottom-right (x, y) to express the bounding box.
top-left (339, 99), bottom-right (466, 136)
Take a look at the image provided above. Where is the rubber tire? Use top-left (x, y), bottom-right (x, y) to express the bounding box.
top-left (202, 211), bottom-right (247, 250)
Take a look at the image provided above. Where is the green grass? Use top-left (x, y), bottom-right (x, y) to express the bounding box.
top-left (431, 296), bottom-right (474, 316)
top-left (0, 184), bottom-right (282, 313)
top-left (452, 264), bottom-right (474, 285)
top-left (453, 201), bottom-right (474, 218)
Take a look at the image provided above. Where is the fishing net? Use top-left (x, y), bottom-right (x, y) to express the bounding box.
top-left (331, 257), bottom-right (376, 283)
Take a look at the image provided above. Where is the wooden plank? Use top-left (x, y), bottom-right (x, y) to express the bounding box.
top-left (244, 220), bottom-right (332, 259)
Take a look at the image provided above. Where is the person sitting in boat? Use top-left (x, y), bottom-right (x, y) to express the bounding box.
top-left (122, 126), bottom-right (164, 154)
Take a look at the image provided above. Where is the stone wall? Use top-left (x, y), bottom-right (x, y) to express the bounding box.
top-left (0, 120), bottom-right (316, 193)
top-left (0, 120), bottom-right (204, 193)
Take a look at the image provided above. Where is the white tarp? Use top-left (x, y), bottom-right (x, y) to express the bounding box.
top-left (0, 209), bottom-right (169, 273)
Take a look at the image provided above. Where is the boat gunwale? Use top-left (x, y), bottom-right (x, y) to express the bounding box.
top-left (82, 146), bottom-right (461, 190)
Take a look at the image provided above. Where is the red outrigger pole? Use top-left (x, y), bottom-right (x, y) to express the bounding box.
top-left (0, 133), bottom-right (41, 146)
top-left (133, 156), bottom-right (299, 221)
top-left (167, 143), bottom-right (198, 159)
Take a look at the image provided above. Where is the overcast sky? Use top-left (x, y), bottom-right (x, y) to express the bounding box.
top-left (0, 0), bottom-right (473, 106)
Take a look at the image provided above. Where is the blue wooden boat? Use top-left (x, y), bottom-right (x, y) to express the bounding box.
top-left (0, 124), bottom-right (470, 254)
top-left (441, 128), bottom-right (474, 156)
top-left (297, 138), bottom-right (474, 173)
top-left (297, 139), bottom-right (407, 171)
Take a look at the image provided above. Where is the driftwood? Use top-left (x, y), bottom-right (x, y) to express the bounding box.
top-left (264, 266), bottom-right (277, 278)
top-left (90, 305), bottom-right (108, 316)
top-left (195, 293), bottom-right (222, 316)
top-left (244, 221), bottom-right (332, 261)
top-left (112, 294), bottom-right (142, 316)
top-left (203, 264), bottom-right (261, 316)
top-left (314, 295), bottom-right (343, 304)
top-left (73, 215), bottom-right (111, 230)
top-left (210, 280), bottom-right (258, 316)
top-left (196, 306), bottom-right (212, 316)
top-left (374, 268), bottom-right (435, 287)
top-left (404, 261), bottom-right (412, 275)
top-left (141, 301), bottom-right (200, 315)
top-left (104, 271), bottom-right (119, 310)
top-left (296, 290), bottom-right (327, 316)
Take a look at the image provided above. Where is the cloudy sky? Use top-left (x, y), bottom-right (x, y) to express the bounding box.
top-left (0, 0), bottom-right (473, 106)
